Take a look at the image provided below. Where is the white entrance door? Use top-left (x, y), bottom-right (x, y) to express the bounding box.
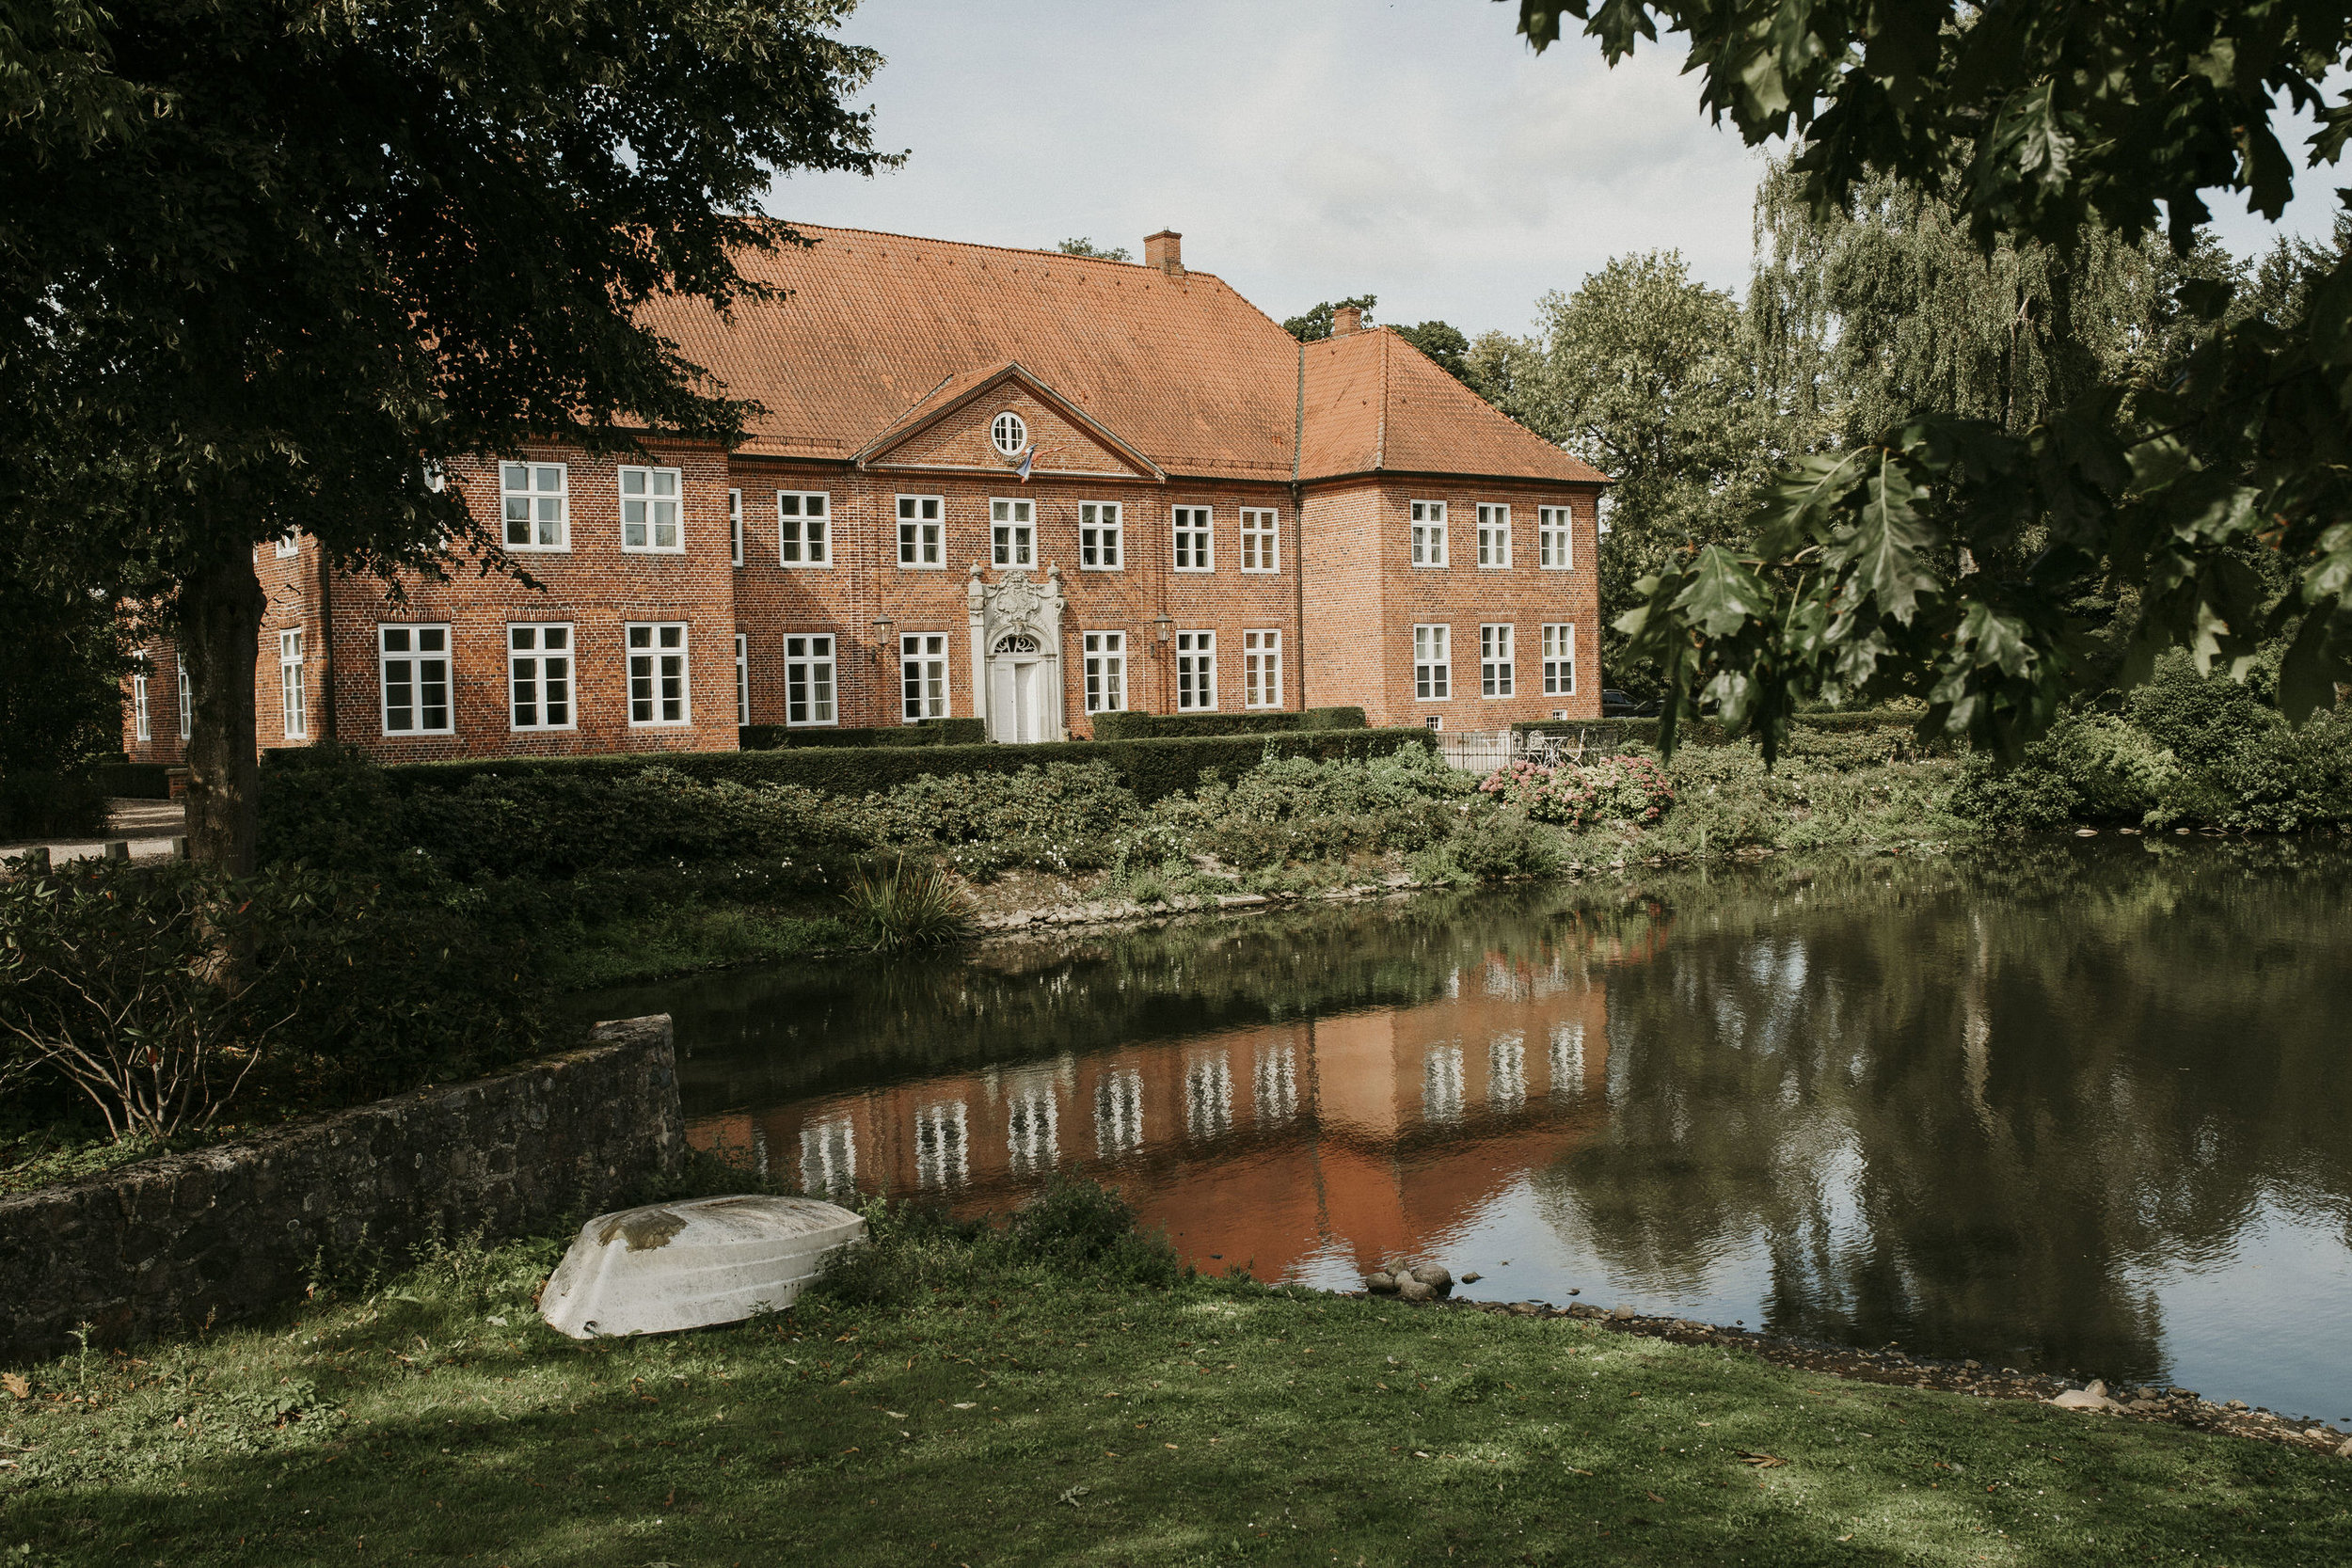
top-left (990, 656), bottom-right (1046, 742)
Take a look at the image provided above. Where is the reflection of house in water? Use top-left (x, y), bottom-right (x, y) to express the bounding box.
top-left (695, 942), bottom-right (1629, 1280)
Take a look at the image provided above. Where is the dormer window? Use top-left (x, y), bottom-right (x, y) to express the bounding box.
top-left (992, 411), bottom-right (1027, 455)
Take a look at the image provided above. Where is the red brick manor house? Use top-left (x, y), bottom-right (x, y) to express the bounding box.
top-left (122, 227), bottom-right (1606, 765)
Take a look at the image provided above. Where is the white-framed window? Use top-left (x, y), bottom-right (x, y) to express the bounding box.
top-left (1413, 624), bottom-right (1451, 701)
top-left (625, 623), bottom-right (690, 726)
top-left (1542, 623), bottom-right (1577, 695)
top-left (1410, 499), bottom-right (1448, 566)
top-left (618, 467), bottom-right (682, 553)
top-left (729, 488), bottom-right (743, 567)
top-left (991, 410), bottom-right (1027, 456)
top-left (501, 462), bottom-right (568, 550)
top-left (1477, 503), bottom-right (1512, 567)
top-left (176, 655), bottom-right (192, 740)
top-left (379, 624), bottom-right (453, 735)
top-left (1539, 505), bottom-right (1574, 569)
top-left (784, 634), bottom-right (836, 726)
top-left (897, 495), bottom-right (944, 568)
top-left (1083, 631), bottom-right (1126, 714)
top-left (1172, 506), bottom-right (1213, 572)
top-left (278, 630), bottom-right (308, 739)
top-left (901, 633), bottom-right (948, 721)
top-left (131, 657), bottom-right (151, 742)
top-left (778, 492), bottom-right (830, 565)
top-left (1481, 624), bottom-right (1516, 698)
top-left (1243, 629), bottom-right (1282, 709)
top-left (735, 632), bottom-right (750, 725)
top-left (1175, 630), bottom-right (1216, 710)
top-left (274, 533), bottom-right (298, 560)
top-left (508, 623), bottom-right (572, 730)
top-left (991, 498), bottom-right (1034, 567)
top-left (1079, 501), bottom-right (1122, 570)
top-left (1239, 508), bottom-right (1279, 572)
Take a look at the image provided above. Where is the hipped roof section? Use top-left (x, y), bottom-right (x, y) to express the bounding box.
top-left (644, 222), bottom-right (1604, 486)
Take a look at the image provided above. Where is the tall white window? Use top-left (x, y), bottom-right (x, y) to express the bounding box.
top-left (131, 658), bottom-right (151, 742)
top-left (379, 625), bottom-right (453, 735)
top-left (1413, 624), bottom-right (1451, 701)
top-left (1172, 506), bottom-right (1213, 571)
top-left (1542, 623), bottom-right (1578, 695)
top-left (618, 467), bottom-right (682, 552)
top-left (1539, 505), bottom-right (1574, 569)
top-left (626, 623), bottom-right (690, 726)
top-left (901, 633), bottom-right (948, 721)
top-left (507, 624), bottom-right (571, 730)
top-left (991, 498), bottom-right (1034, 567)
top-left (176, 655), bottom-right (192, 740)
top-left (1175, 630), bottom-right (1216, 710)
top-left (778, 492), bottom-right (830, 565)
top-left (1185, 1052), bottom-right (1233, 1141)
top-left (1422, 1044), bottom-right (1466, 1123)
top-left (1481, 624), bottom-right (1516, 698)
top-left (735, 632), bottom-right (750, 725)
top-left (278, 630), bottom-right (308, 739)
top-left (897, 495), bottom-right (944, 568)
top-left (1477, 503), bottom-right (1512, 567)
top-left (1083, 631), bottom-right (1126, 714)
top-left (1079, 501), bottom-right (1122, 569)
top-left (1243, 629), bottom-right (1282, 709)
top-left (1410, 499), bottom-right (1447, 566)
top-left (785, 634), bottom-right (835, 726)
top-left (501, 463), bottom-right (568, 550)
top-left (729, 488), bottom-right (743, 566)
top-left (1239, 508), bottom-right (1279, 572)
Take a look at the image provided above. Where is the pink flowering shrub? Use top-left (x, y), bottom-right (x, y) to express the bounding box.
top-left (1477, 753), bottom-right (1677, 829)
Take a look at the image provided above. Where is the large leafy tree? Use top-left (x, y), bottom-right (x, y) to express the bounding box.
top-left (1511, 0), bottom-right (2352, 756)
top-left (2, 0), bottom-right (893, 871)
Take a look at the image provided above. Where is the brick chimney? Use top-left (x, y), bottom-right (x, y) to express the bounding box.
top-left (1332, 304), bottom-right (1363, 337)
top-left (1144, 230), bottom-right (1184, 277)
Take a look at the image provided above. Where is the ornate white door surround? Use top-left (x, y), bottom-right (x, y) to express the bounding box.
top-left (967, 563), bottom-right (1068, 743)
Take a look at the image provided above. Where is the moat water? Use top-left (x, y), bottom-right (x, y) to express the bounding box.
top-left (584, 839), bottom-right (2352, 1423)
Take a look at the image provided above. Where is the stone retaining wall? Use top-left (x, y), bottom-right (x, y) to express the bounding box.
top-left (0, 1015), bottom-right (683, 1365)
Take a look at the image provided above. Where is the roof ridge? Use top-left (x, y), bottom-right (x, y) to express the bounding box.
top-left (1374, 329), bottom-right (1390, 471)
top-left (752, 217), bottom-right (1232, 282)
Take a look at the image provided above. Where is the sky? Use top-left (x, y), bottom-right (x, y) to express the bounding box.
top-left (768, 0), bottom-right (2346, 341)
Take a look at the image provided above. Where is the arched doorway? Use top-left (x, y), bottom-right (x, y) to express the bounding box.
top-left (967, 564), bottom-right (1068, 743)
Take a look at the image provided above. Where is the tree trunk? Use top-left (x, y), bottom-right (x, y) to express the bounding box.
top-left (180, 550), bottom-right (264, 875)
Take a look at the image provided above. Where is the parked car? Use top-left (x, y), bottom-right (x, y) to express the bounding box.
top-left (1600, 689), bottom-right (1661, 718)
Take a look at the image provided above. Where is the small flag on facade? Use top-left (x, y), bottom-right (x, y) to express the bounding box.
top-left (1016, 443), bottom-right (1038, 481)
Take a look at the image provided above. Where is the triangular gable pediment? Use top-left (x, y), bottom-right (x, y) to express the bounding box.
top-left (853, 362), bottom-right (1165, 483)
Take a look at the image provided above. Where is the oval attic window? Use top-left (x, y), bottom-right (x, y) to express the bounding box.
top-left (992, 411), bottom-right (1028, 456)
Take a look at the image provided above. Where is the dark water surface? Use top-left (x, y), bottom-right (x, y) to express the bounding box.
top-left (585, 841), bottom-right (2352, 1422)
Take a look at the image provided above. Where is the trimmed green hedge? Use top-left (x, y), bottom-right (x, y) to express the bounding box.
top-left (89, 761), bottom-right (174, 799)
top-left (1089, 706), bottom-right (1366, 741)
top-left (0, 768), bottom-right (111, 839)
top-left (739, 719), bottom-right (986, 750)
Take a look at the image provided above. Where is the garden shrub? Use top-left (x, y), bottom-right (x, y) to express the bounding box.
top-left (1478, 753), bottom-right (1675, 829)
top-left (1443, 812), bottom-right (1561, 881)
top-left (0, 768), bottom-right (110, 839)
top-left (739, 720), bottom-right (985, 750)
top-left (1136, 745), bottom-right (1472, 869)
top-left (850, 761), bottom-right (1141, 875)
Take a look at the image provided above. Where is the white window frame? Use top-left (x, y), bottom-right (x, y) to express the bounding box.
top-left (1410, 499), bottom-right (1448, 567)
top-left (1476, 503), bottom-right (1512, 568)
top-left (1175, 629), bottom-right (1216, 711)
top-left (1480, 624), bottom-right (1516, 698)
top-left (501, 462), bottom-right (569, 551)
top-left (897, 495), bottom-right (946, 569)
top-left (378, 623), bottom-right (454, 736)
top-left (1413, 624), bottom-right (1452, 702)
top-left (176, 654), bottom-right (192, 741)
top-left (1079, 501), bottom-right (1123, 570)
top-left (625, 622), bottom-right (691, 727)
top-left (778, 492), bottom-right (832, 566)
top-left (131, 659), bottom-right (151, 742)
top-left (618, 466), bottom-right (684, 554)
top-left (1083, 631), bottom-right (1126, 715)
top-left (1239, 508), bottom-right (1279, 573)
top-left (1243, 629), bottom-right (1282, 709)
top-left (991, 410), bottom-right (1027, 456)
top-left (1539, 505), bottom-right (1574, 570)
top-left (729, 488), bottom-right (744, 567)
top-left (278, 629), bottom-right (308, 739)
top-left (735, 632), bottom-right (750, 726)
top-left (508, 623), bottom-right (574, 732)
top-left (1172, 506), bottom-right (1214, 572)
top-left (274, 533), bottom-right (298, 560)
top-left (784, 634), bottom-right (837, 727)
top-left (991, 498), bottom-right (1035, 568)
top-left (1542, 623), bottom-right (1578, 696)
top-left (900, 632), bottom-right (949, 721)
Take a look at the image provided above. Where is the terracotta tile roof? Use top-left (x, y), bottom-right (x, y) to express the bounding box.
top-left (1298, 328), bottom-right (1608, 484)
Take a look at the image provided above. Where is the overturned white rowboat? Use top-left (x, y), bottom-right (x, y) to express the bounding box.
top-left (539, 1195), bottom-right (866, 1338)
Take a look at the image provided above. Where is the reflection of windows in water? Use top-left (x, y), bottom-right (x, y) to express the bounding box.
top-left (1095, 1069), bottom-right (1144, 1158)
top-left (1485, 958), bottom-right (1524, 1000)
top-left (1185, 1053), bottom-right (1233, 1140)
top-left (1253, 1044), bottom-right (1298, 1126)
top-left (800, 1117), bottom-right (856, 1195)
top-left (1549, 1022), bottom-right (1585, 1095)
top-left (1422, 1045), bottom-right (1465, 1123)
top-left (1488, 1033), bottom-right (1526, 1111)
top-left (1008, 1085), bottom-right (1059, 1175)
top-left (915, 1101), bottom-right (969, 1190)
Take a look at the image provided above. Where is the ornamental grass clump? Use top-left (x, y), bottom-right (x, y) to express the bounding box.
top-left (842, 856), bottom-right (977, 953)
top-left (1478, 753), bottom-right (1676, 829)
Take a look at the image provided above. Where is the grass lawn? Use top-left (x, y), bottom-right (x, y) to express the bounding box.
top-left (6, 1212), bottom-right (2346, 1568)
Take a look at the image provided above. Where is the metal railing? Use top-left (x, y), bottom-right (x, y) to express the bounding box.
top-left (1436, 726), bottom-right (1625, 774)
